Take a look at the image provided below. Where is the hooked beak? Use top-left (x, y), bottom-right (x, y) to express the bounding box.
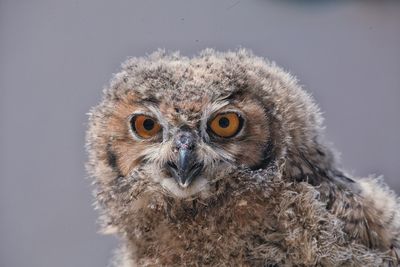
top-left (165, 129), bottom-right (203, 188)
top-left (167, 148), bottom-right (203, 188)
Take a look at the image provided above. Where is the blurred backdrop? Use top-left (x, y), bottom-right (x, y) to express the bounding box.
top-left (0, 0), bottom-right (399, 266)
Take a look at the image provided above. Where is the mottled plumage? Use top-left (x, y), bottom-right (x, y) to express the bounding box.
top-left (86, 49), bottom-right (399, 266)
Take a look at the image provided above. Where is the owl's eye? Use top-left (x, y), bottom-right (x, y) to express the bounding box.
top-left (208, 112), bottom-right (243, 138)
top-left (130, 115), bottom-right (162, 139)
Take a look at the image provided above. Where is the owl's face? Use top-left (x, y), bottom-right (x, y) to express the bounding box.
top-left (88, 49), bottom-right (325, 201)
top-left (104, 81), bottom-right (271, 198)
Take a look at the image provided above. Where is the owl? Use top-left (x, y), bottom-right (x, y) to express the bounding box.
top-left (86, 49), bottom-right (400, 266)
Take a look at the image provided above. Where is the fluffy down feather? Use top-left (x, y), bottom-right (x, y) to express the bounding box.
top-left (86, 49), bottom-right (399, 266)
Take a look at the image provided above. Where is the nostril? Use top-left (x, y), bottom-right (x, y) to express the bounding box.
top-left (175, 131), bottom-right (195, 150)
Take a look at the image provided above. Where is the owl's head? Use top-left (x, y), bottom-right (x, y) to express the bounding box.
top-left (87, 49), bottom-right (335, 203)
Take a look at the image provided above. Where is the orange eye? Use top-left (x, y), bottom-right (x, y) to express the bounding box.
top-left (130, 115), bottom-right (161, 139)
top-left (209, 112), bottom-right (242, 138)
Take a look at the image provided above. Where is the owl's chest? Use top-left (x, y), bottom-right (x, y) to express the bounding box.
top-left (128, 193), bottom-right (276, 266)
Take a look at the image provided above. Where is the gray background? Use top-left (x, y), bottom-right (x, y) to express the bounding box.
top-left (1, 1), bottom-right (399, 266)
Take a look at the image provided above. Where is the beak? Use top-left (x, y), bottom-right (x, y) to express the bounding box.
top-left (166, 129), bottom-right (203, 188)
top-left (167, 148), bottom-right (202, 188)
top-left (177, 148), bottom-right (202, 187)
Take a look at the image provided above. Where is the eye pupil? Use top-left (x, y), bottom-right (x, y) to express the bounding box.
top-left (218, 117), bottom-right (230, 128)
top-left (143, 119), bottom-right (155, 131)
